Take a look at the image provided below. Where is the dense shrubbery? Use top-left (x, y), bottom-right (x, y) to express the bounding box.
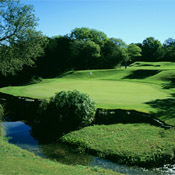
top-left (32, 90), bottom-right (96, 141)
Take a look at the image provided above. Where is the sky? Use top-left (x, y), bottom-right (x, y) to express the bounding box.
top-left (21, 0), bottom-right (175, 44)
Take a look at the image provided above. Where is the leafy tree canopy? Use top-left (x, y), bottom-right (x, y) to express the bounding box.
top-left (128, 43), bottom-right (142, 60)
top-left (71, 39), bottom-right (101, 69)
top-left (70, 27), bottom-right (108, 47)
top-left (141, 37), bottom-right (162, 61)
top-left (0, 0), bottom-right (47, 76)
top-left (110, 38), bottom-right (127, 48)
top-left (163, 38), bottom-right (175, 61)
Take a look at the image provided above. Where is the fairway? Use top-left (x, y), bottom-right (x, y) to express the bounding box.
top-left (0, 79), bottom-right (170, 112)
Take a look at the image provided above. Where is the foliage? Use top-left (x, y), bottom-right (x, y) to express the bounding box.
top-left (61, 123), bottom-right (175, 167)
top-left (140, 37), bottom-right (163, 61)
top-left (29, 76), bottom-right (42, 84)
top-left (119, 43), bottom-right (142, 69)
top-left (69, 28), bottom-right (125, 69)
top-left (71, 40), bottom-right (101, 69)
top-left (128, 44), bottom-right (142, 61)
top-left (36, 36), bottom-right (72, 77)
top-left (100, 38), bottom-right (123, 68)
top-left (70, 27), bottom-right (108, 47)
top-left (162, 38), bottom-right (175, 61)
top-left (0, 0), bottom-right (47, 76)
top-left (34, 90), bottom-right (96, 140)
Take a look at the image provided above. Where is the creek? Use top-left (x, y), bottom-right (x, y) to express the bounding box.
top-left (2, 120), bottom-right (175, 175)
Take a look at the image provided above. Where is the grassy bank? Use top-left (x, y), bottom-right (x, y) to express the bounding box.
top-left (0, 62), bottom-right (175, 170)
top-left (0, 62), bottom-right (174, 112)
top-left (0, 105), bottom-right (122, 175)
top-left (0, 62), bottom-right (175, 125)
top-left (0, 137), bottom-right (123, 175)
top-left (61, 123), bottom-right (175, 168)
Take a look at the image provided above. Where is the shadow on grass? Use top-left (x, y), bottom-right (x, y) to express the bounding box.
top-left (162, 78), bottom-right (175, 89)
top-left (133, 63), bottom-right (160, 67)
top-left (123, 70), bottom-right (160, 79)
top-left (146, 98), bottom-right (175, 126)
top-left (94, 108), bottom-right (172, 128)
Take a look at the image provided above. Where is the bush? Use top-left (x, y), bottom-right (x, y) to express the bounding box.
top-left (33, 90), bottom-right (96, 141)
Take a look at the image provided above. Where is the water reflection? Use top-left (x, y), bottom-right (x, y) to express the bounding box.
top-left (2, 121), bottom-right (175, 175)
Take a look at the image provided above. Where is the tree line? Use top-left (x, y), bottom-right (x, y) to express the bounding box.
top-left (1, 0), bottom-right (175, 86)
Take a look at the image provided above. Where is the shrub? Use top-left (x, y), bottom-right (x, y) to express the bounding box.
top-left (29, 76), bottom-right (42, 84)
top-left (33, 90), bottom-right (96, 141)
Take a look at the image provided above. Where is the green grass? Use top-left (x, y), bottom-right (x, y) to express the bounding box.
top-left (0, 62), bottom-right (175, 170)
top-left (1, 61), bottom-right (175, 125)
top-left (0, 79), bottom-right (170, 112)
top-left (130, 61), bottom-right (175, 69)
top-left (1, 61), bottom-right (174, 109)
top-left (61, 123), bottom-right (175, 167)
top-left (0, 137), bottom-right (123, 175)
top-left (1, 62), bottom-right (175, 124)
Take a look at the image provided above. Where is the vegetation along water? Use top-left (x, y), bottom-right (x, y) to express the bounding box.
top-left (0, 62), bottom-right (175, 174)
top-left (1, 1), bottom-right (175, 174)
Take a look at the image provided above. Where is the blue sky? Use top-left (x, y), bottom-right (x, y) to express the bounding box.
top-left (22, 0), bottom-right (175, 44)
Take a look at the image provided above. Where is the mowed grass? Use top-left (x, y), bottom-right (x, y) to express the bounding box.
top-left (0, 137), bottom-right (123, 175)
top-left (61, 123), bottom-right (175, 167)
top-left (0, 79), bottom-right (170, 111)
top-left (0, 62), bottom-right (173, 113)
top-left (1, 62), bottom-right (175, 169)
top-left (0, 61), bottom-right (175, 124)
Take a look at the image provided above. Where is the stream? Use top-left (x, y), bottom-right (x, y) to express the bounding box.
top-left (2, 121), bottom-right (175, 175)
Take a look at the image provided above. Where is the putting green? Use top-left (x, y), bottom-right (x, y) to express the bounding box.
top-left (0, 79), bottom-right (170, 112)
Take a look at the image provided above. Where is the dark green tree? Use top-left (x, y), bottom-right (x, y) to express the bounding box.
top-left (36, 36), bottom-right (72, 77)
top-left (128, 44), bottom-right (142, 61)
top-left (120, 43), bottom-right (142, 69)
top-left (100, 38), bottom-right (124, 68)
top-left (0, 0), bottom-right (47, 76)
top-left (70, 27), bottom-right (108, 47)
top-left (71, 40), bottom-right (101, 69)
top-left (141, 37), bottom-right (162, 61)
top-left (163, 38), bottom-right (175, 61)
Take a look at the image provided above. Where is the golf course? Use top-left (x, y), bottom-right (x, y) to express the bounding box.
top-left (1, 61), bottom-right (174, 124)
top-left (1, 62), bottom-right (175, 173)
top-left (1, 0), bottom-right (175, 174)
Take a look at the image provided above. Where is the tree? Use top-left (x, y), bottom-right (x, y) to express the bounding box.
top-left (36, 36), bottom-right (72, 77)
top-left (100, 38), bottom-right (124, 68)
top-left (120, 48), bottom-right (129, 69)
top-left (71, 40), bottom-right (100, 69)
top-left (120, 44), bottom-right (142, 69)
top-left (141, 37), bottom-right (162, 61)
top-left (70, 27), bottom-right (108, 47)
top-left (163, 38), bottom-right (175, 61)
top-left (0, 0), bottom-right (47, 76)
top-left (128, 44), bottom-right (142, 61)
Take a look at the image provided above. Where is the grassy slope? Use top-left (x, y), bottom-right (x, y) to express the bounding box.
top-left (0, 62), bottom-right (175, 169)
top-left (61, 124), bottom-right (175, 167)
top-left (0, 62), bottom-right (174, 113)
top-left (0, 137), bottom-right (122, 175)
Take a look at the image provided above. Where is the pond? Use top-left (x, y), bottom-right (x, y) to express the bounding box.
top-left (2, 121), bottom-right (175, 175)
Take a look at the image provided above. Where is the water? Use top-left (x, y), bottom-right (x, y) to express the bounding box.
top-left (2, 121), bottom-right (175, 175)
